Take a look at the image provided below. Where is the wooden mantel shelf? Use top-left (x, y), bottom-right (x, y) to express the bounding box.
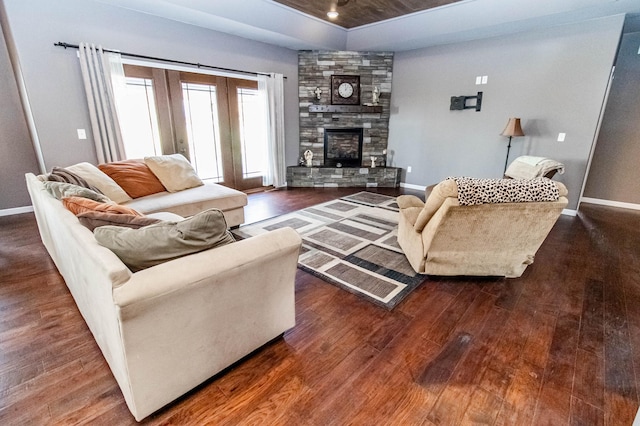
top-left (308, 105), bottom-right (383, 113)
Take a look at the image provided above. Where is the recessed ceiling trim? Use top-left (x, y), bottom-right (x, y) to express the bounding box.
top-left (95, 0), bottom-right (640, 52)
top-left (95, 0), bottom-right (348, 50)
top-left (347, 0), bottom-right (638, 51)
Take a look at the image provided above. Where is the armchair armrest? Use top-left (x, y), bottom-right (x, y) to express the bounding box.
top-left (397, 195), bottom-right (424, 209)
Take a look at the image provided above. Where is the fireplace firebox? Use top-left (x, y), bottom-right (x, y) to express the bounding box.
top-left (323, 128), bottom-right (364, 167)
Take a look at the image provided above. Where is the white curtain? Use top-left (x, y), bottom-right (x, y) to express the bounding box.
top-left (78, 43), bottom-right (126, 163)
top-left (258, 73), bottom-right (286, 187)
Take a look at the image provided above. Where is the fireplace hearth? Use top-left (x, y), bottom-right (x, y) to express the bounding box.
top-left (324, 128), bottom-right (363, 167)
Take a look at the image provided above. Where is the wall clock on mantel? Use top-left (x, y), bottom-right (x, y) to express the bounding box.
top-left (331, 75), bottom-right (360, 105)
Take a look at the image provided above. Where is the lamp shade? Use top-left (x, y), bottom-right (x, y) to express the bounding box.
top-left (501, 118), bottom-right (525, 137)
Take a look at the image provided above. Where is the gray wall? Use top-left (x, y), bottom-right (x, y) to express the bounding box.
top-left (387, 15), bottom-right (625, 210)
top-left (0, 0), bottom-right (630, 212)
top-left (583, 29), bottom-right (640, 205)
top-left (1, 0), bottom-right (299, 206)
top-left (0, 22), bottom-right (39, 210)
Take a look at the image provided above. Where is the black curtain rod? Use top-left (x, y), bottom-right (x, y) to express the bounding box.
top-left (54, 42), bottom-right (284, 79)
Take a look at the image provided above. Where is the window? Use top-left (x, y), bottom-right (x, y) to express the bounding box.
top-left (182, 82), bottom-right (224, 182)
top-left (236, 87), bottom-right (267, 179)
top-left (119, 65), bottom-right (268, 190)
top-left (119, 76), bottom-right (162, 158)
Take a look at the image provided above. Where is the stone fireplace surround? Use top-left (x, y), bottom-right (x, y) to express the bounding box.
top-left (296, 51), bottom-right (394, 186)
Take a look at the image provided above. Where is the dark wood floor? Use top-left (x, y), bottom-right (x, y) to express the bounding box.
top-left (1, 187), bottom-right (639, 425)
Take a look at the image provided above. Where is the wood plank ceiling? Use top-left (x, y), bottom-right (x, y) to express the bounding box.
top-left (273, 0), bottom-right (464, 29)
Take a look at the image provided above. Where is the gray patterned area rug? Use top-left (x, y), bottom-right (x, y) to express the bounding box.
top-left (232, 192), bottom-right (427, 309)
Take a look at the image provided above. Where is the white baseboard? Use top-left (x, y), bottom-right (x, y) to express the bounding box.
top-left (580, 197), bottom-right (640, 211)
top-left (0, 205), bottom-right (34, 217)
top-left (400, 182), bottom-right (426, 191)
top-left (562, 209), bottom-right (577, 217)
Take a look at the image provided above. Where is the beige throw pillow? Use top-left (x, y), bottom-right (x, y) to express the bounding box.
top-left (94, 208), bottom-right (235, 271)
top-left (144, 154), bottom-right (203, 193)
top-left (67, 162), bottom-right (132, 204)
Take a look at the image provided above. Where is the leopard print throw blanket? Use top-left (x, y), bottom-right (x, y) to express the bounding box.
top-left (447, 177), bottom-right (560, 206)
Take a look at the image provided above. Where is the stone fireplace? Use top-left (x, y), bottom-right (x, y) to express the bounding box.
top-left (324, 128), bottom-right (363, 167)
top-left (297, 50), bottom-right (393, 168)
top-left (289, 50), bottom-right (399, 187)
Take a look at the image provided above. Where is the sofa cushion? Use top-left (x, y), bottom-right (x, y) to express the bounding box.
top-left (77, 211), bottom-right (162, 232)
top-left (144, 154), bottom-right (203, 193)
top-left (94, 208), bottom-right (235, 271)
top-left (146, 211), bottom-right (185, 222)
top-left (122, 181), bottom-right (247, 216)
top-left (99, 159), bottom-right (166, 199)
top-left (63, 196), bottom-right (142, 216)
top-left (67, 162), bottom-right (132, 204)
top-left (44, 181), bottom-right (112, 203)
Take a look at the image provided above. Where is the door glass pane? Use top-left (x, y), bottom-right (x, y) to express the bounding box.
top-left (182, 82), bottom-right (224, 182)
top-left (237, 87), bottom-right (267, 179)
top-left (120, 77), bottom-right (162, 158)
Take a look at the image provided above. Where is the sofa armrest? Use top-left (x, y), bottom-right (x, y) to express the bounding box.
top-left (113, 227), bottom-right (301, 307)
top-left (111, 227), bottom-right (301, 420)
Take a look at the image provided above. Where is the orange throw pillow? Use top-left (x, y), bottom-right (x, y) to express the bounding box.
top-left (62, 197), bottom-right (142, 216)
top-left (98, 159), bottom-right (166, 199)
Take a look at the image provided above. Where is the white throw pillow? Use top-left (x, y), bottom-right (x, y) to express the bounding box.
top-left (144, 154), bottom-right (203, 193)
top-left (67, 162), bottom-right (132, 204)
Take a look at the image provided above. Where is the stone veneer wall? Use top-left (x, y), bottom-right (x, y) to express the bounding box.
top-left (287, 166), bottom-right (401, 188)
top-left (298, 51), bottom-right (393, 167)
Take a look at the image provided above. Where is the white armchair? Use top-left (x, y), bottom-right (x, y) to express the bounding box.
top-left (397, 177), bottom-right (568, 278)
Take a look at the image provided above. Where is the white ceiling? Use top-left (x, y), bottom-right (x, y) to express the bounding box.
top-left (96, 0), bottom-right (640, 51)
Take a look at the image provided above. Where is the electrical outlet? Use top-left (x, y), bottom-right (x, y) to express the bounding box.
top-left (475, 76), bottom-right (482, 85)
top-left (407, 166), bottom-right (412, 173)
top-left (557, 132), bottom-right (566, 142)
top-left (77, 129), bottom-right (87, 140)
top-left (481, 75), bottom-right (488, 84)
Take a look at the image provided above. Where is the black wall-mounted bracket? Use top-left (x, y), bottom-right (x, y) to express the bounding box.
top-left (450, 91), bottom-right (483, 112)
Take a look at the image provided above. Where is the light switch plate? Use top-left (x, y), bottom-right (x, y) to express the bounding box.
top-left (77, 129), bottom-right (87, 140)
top-left (557, 132), bottom-right (566, 142)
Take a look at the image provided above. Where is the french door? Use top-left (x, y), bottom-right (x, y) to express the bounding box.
top-left (120, 65), bottom-right (267, 191)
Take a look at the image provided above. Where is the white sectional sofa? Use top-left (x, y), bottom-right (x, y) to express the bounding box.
top-left (65, 160), bottom-right (248, 227)
top-left (25, 172), bottom-right (302, 421)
